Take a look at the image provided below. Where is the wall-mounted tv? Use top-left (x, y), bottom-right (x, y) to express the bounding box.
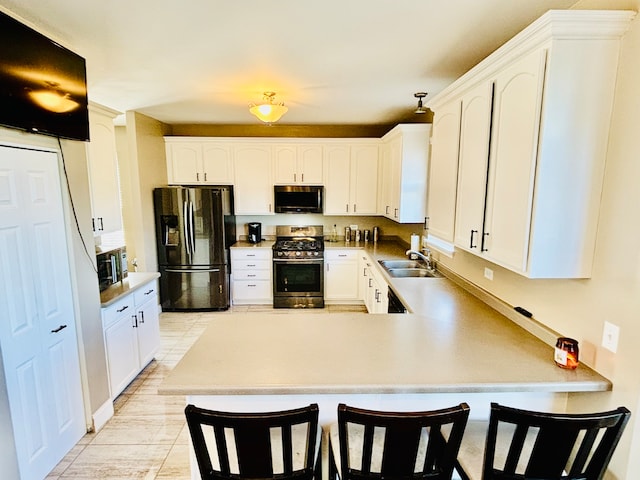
top-left (0, 11), bottom-right (89, 141)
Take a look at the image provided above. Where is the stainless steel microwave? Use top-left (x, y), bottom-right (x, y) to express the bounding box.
top-left (96, 247), bottom-right (128, 291)
top-left (274, 185), bottom-right (323, 213)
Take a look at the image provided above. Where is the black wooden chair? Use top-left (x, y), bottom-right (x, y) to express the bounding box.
top-left (185, 403), bottom-right (319, 480)
top-left (329, 402), bottom-right (470, 480)
top-left (455, 402), bottom-right (631, 480)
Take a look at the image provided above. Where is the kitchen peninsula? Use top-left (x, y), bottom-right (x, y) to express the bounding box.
top-left (160, 242), bottom-right (609, 409)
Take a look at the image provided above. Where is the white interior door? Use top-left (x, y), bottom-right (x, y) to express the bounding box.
top-left (0, 145), bottom-right (85, 480)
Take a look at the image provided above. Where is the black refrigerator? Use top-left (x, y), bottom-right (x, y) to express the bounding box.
top-left (153, 186), bottom-right (236, 311)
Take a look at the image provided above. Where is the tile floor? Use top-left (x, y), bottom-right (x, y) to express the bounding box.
top-left (46, 304), bottom-right (365, 479)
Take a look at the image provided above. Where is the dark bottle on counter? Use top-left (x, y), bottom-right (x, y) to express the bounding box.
top-left (554, 337), bottom-right (579, 369)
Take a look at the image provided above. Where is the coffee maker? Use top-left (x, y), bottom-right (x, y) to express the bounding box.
top-left (248, 222), bottom-right (261, 243)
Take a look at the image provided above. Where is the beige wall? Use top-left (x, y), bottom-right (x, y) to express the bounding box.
top-left (119, 112), bottom-right (171, 274)
top-left (435, 2), bottom-right (640, 477)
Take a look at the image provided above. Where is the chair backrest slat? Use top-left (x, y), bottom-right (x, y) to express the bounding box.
top-left (483, 402), bottom-right (631, 480)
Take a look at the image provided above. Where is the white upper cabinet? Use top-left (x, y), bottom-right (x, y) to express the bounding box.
top-left (324, 142), bottom-right (378, 215)
top-left (427, 10), bottom-right (635, 278)
top-left (165, 139), bottom-right (233, 185)
top-left (426, 101), bottom-right (461, 244)
top-left (273, 143), bottom-right (323, 184)
top-left (234, 143), bottom-right (274, 215)
top-left (87, 103), bottom-right (122, 235)
top-left (453, 81), bottom-right (495, 254)
top-left (379, 124), bottom-right (431, 223)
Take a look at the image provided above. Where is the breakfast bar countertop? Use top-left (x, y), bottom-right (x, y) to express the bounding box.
top-left (159, 283), bottom-right (611, 396)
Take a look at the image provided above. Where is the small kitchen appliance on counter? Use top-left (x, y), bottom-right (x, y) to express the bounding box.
top-left (248, 222), bottom-right (262, 243)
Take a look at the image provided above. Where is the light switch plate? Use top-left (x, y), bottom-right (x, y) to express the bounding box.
top-left (602, 321), bottom-right (620, 353)
top-left (350, 224), bottom-right (358, 231)
top-left (484, 267), bottom-right (494, 280)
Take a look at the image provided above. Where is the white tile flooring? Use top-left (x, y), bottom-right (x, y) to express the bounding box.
top-left (46, 304), bottom-right (365, 479)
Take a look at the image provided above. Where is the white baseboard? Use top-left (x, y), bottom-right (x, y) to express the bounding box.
top-left (91, 398), bottom-right (114, 433)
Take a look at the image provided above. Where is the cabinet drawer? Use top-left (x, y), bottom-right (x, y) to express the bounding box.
top-left (325, 249), bottom-right (358, 261)
top-left (234, 270), bottom-right (271, 281)
top-left (233, 280), bottom-right (272, 301)
top-left (102, 295), bottom-right (134, 328)
top-left (231, 248), bottom-right (271, 261)
top-left (134, 281), bottom-right (158, 306)
top-left (232, 259), bottom-right (271, 271)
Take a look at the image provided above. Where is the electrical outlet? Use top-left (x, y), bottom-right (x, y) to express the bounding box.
top-left (602, 321), bottom-right (620, 353)
top-left (484, 267), bottom-right (494, 280)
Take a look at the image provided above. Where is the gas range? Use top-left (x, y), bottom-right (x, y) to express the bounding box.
top-left (272, 225), bottom-right (324, 309)
top-left (273, 225), bottom-right (324, 260)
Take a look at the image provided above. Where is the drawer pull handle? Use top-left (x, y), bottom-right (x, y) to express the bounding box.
top-left (117, 305), bottom-right (129, 313)
top-left (144, 289), bottom-right (154, 295)
top-left (248, 284), bottom-right (256, 287)
top-left (247, 274), bottom-right (256, 277)
top-left (246, 264), bottom-right (256, 267)
top-left (51, 324), bottom-right (67, 333)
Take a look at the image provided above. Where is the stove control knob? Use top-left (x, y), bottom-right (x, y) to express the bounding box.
top-left (295, 251), bottom-right (301, 257)
top-left (277, 251), bottom-right (283, 257)
top-left (314, 251), bottom-right (319, 256)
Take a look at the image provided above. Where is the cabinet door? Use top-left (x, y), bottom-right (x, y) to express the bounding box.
top-left (136, 296), bottom-right (160, 368)
top-left (350, 144), bottom-right (378, 215)
top-left (167, 142), bottom-right (201, 184)
top-left (454, 82), bottom-right (494, 253)
top-left (428, 101), bottom-right (462, 243)
top-left (298, 145), bottom-right (323, 184)
top-left (484, 49), bottom-right (546, 272)
top-left (234, 145), bottom-right (274, 214)
top-left (325, 251), bottom-right (359, 301)
top-left (202, 143), bottom-right (233, 184)
top-left (324, 145), bottom-right (351, 214)
top-left (383, 136), bottom-right (401, 219)
top-left (87, 108), bottom-right (122, 234)
top-left (273, 145), bottom-right (298, 183)
top-left (104, 313), bottom-right (139, 397)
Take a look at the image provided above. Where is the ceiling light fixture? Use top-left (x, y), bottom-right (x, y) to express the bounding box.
top-left (414, 92), bottom-right (428, 114)
top-left (249, 91), bottom-right (288, 124)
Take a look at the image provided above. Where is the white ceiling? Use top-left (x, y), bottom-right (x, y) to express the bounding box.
top-left (1, 0), bottom-right (579, 126)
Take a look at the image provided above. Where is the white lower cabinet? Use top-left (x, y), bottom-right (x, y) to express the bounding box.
top-left (324, 249), bottom-right (359, 302)
top-left (231, 248), bottom-right (273, 305)
top-left (102, 279), bottom-right (160, 398)
top-left (358, 252), bottom-right (388, 313)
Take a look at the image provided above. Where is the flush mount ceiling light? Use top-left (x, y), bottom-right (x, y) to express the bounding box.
top-left (414, 92), bottom-right (428, 114)
top-left (249, 91), bottom-right (288, 124)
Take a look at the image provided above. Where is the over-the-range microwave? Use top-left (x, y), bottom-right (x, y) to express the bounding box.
top-left (274, 185), bottom-right (323, 213)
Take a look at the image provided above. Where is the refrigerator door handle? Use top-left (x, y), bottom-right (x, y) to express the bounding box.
top-left (165, 268), bottom-right (221, 273)
top-left (189, 201), bottom-right (195, 254)
top-left (183, 200), bottom-right (191, 258)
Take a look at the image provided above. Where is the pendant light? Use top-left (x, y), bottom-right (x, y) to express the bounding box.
top-left (414, 92), bottom-right (428, 114)
top-left (249, 92), bottom-right (288, 123)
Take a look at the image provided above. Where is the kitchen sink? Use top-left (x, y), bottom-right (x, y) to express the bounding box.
top-left (386, 268), bottom-right (443, 278)
top-left (378, 260), bottom-right (427, 269)
top-left (378, 260), bottom-right (442, 278)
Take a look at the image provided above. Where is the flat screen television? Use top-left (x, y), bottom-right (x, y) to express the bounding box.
top-left (0, 11), bottom-right (89, 141)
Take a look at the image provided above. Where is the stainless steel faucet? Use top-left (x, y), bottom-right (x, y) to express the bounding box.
top-left (405, 248), bottom-right (434, 270)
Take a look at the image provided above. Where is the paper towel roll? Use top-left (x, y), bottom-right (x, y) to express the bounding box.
top-left (410, 233), bottom-right (420, 252)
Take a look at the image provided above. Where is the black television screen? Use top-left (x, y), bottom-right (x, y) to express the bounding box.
top-left (0, 11), bottom-right (89, 141)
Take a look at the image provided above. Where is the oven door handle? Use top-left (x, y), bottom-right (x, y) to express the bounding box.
top-left (273, 258), bottom-right (324, 264)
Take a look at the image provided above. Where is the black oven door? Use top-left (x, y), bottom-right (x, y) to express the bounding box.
top-left (273, 259), bottom-right (324, 307)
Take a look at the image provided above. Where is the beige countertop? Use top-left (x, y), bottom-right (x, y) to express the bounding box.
top-left (100, 271), bottom-right (160, 307)
top-left (159, 308), bottom-right (609, 395)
